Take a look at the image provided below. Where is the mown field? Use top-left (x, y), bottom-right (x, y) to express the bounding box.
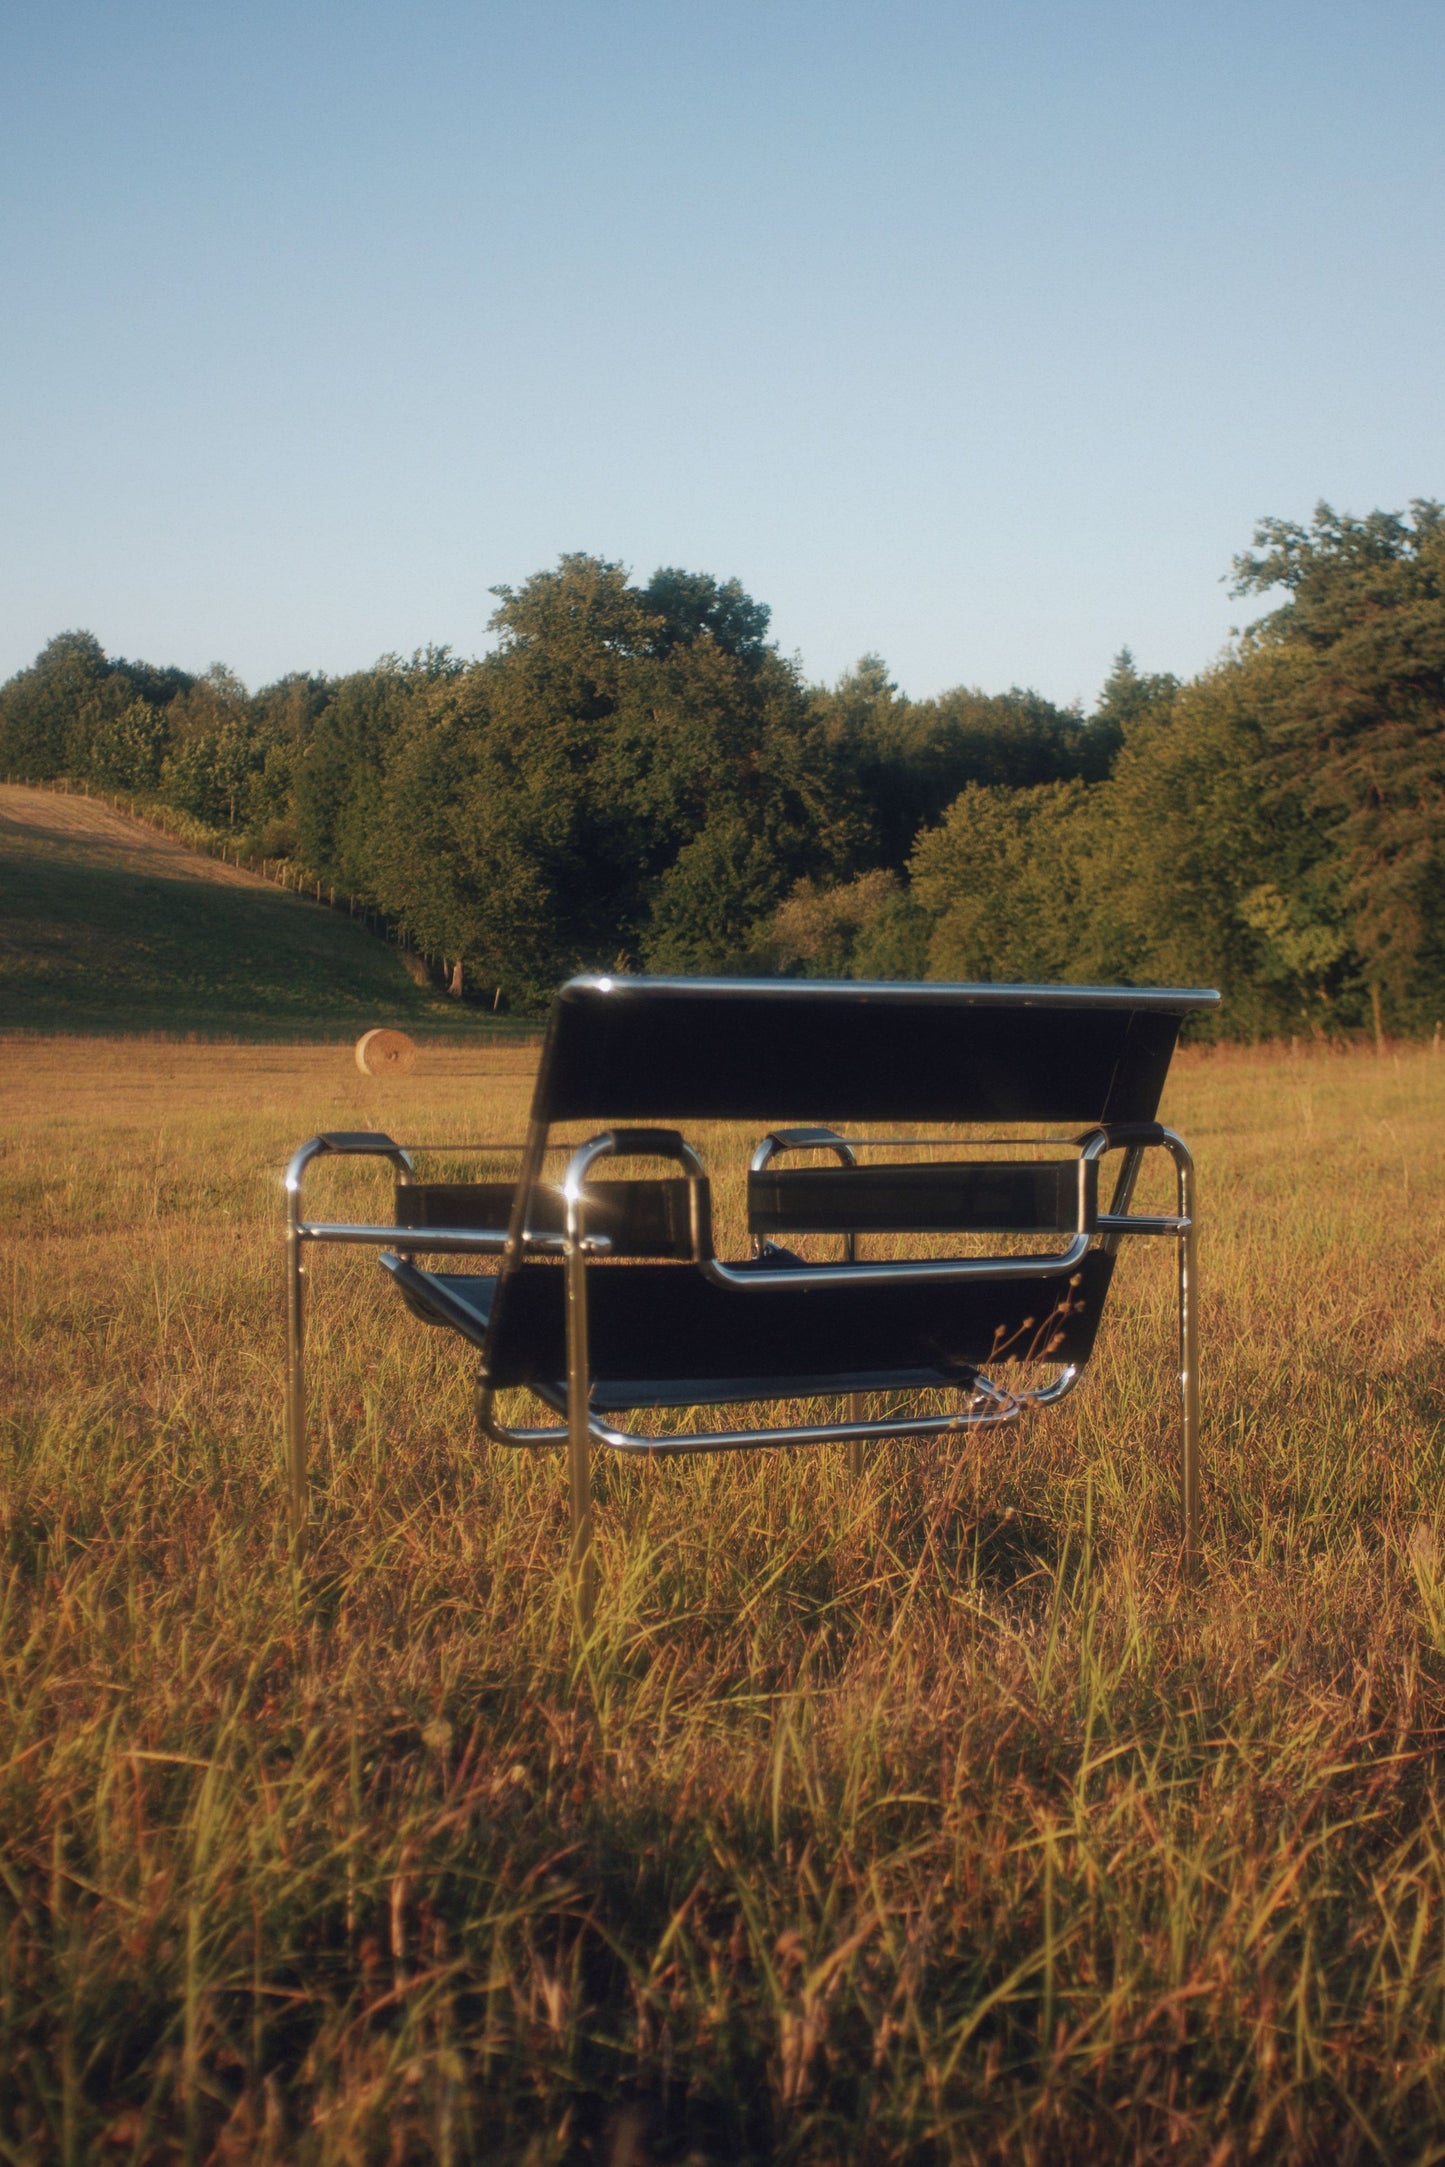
top-left (0, 786), bottom-right (494, 1039)
top-left (3, 1034), bottom-right (1445, 2163)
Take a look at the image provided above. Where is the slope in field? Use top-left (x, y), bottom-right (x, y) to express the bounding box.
top-left (0, 787), bottom-right (485, 1037)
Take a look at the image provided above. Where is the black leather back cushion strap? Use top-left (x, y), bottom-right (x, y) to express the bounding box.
top-left (538, 976), bottom-right (1215, 1125)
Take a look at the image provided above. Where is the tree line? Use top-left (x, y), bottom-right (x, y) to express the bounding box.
top-left (3, 502), bottom-right (1443, 1035)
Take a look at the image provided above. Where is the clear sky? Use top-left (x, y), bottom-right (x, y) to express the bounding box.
top-left (3, 0), bottom-right (1442, 707)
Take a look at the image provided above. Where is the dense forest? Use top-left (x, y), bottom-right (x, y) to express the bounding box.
top-left (4, 501), bottom-right (1443, 1036)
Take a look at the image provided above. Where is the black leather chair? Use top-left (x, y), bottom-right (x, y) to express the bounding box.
top-left (284, 974), bottom-right (1218, 1605)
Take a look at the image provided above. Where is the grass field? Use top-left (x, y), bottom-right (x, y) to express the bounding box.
top-left (0, 786), bottom-right (494, 1039)
top-left (4, 1032), bottom-right (1445, 2161)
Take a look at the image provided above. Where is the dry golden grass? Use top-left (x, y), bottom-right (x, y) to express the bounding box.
top-left (3, 1035), bottom-right (1445, 2162)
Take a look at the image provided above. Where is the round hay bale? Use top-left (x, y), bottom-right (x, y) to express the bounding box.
top-left (355, 1027), bottom-right (416, 1077)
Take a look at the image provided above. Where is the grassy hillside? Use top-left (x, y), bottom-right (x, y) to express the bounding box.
top-left (0, 786), bottom-right (497, 1038)
top-left (4, 1036), bottom-right (1445, 2158)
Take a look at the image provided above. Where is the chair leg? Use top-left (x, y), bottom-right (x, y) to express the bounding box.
top-left (284, 1217), bottom-right (308, 1565)
top-left (844, 1234), bottom-right (865, 1477)
top-left (1173, 1148), bottom-right (1201, 1573)
top-left (847, 1393), bottom-right (865, 1478)
top-left (564, 1234), bottom-right (596, 1627)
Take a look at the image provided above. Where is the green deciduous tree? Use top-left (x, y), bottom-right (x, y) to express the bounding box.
top-left (0, 632), bottom-right (117, 780)
top-left (87, 698), bottom-right (169, 791)
top-left (909, 780), bottom-right (1095, 983)
top-left (765, 868), bottom-right (929, 980)
top-left (815, 659), bottom-right (1102, 871)
top-left (292, 659), bottom-right (444, 890)
top-left (1233, 499), bottom-right (1445, 1027)
top-left (7, 509), bottom-right (1443, 1034)
top-left (1086, 648), bottom-right (1179, 770)
top-left (1083, 648), bottom-right (1343, 1027)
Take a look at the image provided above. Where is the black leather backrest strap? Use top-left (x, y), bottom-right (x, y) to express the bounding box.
top-left (534, 976), bottom-right (1219, 1126)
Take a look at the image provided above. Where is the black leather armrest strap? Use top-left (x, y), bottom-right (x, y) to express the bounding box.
top-left (1078, 1122), bottom-right (1167, 1150)
top-left (601, 1127), bottom-right (690, 1160)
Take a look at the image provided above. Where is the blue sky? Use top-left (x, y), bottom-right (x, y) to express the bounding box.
top-left (3, 0), bottom-right (1441, 706)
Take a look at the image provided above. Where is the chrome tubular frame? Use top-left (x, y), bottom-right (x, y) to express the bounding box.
top-left (483, 1363), bottom-right (1084, 1457)
top-left (283, 1132), bottom-right (607, 1561)
top-left (1168, 1134), bottom-right (1200, 1570)
top-left (283, 1121), bottom-right (1200, 1593)
top-left (286, 1135), bottom-right (416, 1561)
top-left (750, 1128), bottom-right (866, 1475)
top-left (705, 1127), bottom-right (1105, 1295)
top-left (482, 1125), bottom-right (1200, 1611)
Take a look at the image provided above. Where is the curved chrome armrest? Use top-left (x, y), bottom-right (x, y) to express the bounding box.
top-left (560, 1129), bottom-right (709, 1256)
top-left (285, 1130), bottom-right (415, 1209)
top-left (1073, 1123), bottom-right (1195, 1244)
top-left (282, 1133), bottom-right (415, 1559)
top-left (285, 1133), bottom-right (611, 1253)
top-left (723, 1120), bottom-right (1107, 1289)
top-left (749, 1125), bottom-right (859, 1264)
top-left (749, 1125), bottom-right (859, 1175)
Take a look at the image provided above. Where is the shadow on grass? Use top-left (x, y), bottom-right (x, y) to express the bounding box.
top-left (0, 835), bottom-right (515, 1039)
